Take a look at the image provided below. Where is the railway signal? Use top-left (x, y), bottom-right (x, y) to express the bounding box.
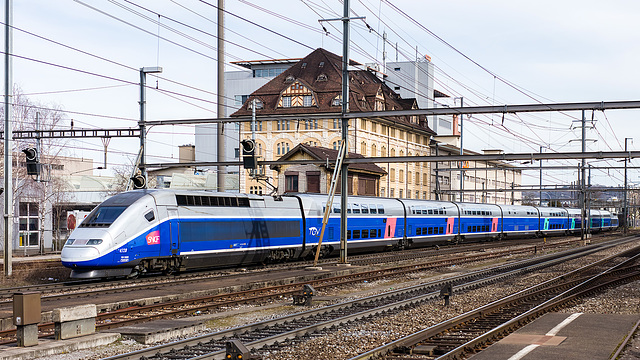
top-left (131, 174), bottom-right (146, 189)
top-left (22, 148), bottom-right (40, 176)
top-left (241, 139), bottom-right (257, 169)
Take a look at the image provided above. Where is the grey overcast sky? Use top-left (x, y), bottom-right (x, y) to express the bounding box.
top-left (3, 0), bottom-right (639, 187)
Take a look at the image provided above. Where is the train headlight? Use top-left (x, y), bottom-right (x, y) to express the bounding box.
top-left (87, 239), bottom-right (103, 245)
top-left (65, 239), bottom-right (75, 246)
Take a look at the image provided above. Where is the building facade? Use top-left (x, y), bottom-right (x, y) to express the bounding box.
top-left (231, 48), bottom-right (437, 198)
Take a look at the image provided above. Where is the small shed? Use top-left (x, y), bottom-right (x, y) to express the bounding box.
top-left (270, 143), bottom-right (386, 196)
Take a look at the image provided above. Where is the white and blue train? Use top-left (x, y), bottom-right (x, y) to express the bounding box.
top-left (61, 189), bottom-right (618, 279)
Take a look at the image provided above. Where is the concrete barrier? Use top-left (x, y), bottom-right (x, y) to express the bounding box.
top-left (52, 304), bottom-right (97, 340)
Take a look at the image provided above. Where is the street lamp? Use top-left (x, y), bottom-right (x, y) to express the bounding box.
top-left (139, 66), bottom-right (163, 185)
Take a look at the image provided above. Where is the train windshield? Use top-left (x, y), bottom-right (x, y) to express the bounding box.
top-left (81, 206), bottom-right (127, 227)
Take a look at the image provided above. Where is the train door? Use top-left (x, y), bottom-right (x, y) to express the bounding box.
top-left (168, 208), bottom-right (180, 255)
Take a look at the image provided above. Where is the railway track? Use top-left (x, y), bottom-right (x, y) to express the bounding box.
top-left (101, 236), bottom-right (639, 360)
top-left (351, 249), bottom-right (640, 359)
top-left (0, 235), bottom-right (623, 346)
top-left (0, 234), bottom-right (601, 303)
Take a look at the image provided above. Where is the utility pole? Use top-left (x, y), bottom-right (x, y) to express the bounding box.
top-left (581, 110), bottom-right (586, 241)
top-left (624, 138), bottom-right (632, 234)
top-left (434, 141), bottom-right (440, 200)
top-left (318, 1), bottom-right (364, 264)
top-left (458, 97), bottom-right (464, 202)
top-left (139, 67), bottom-right (162, 186)
top-left (539, 145), bottom-right (543, 206)
top-left (588, 164), bottom-right (592, 234)
top-left (3, 0), bottom-right (12, 277)
top-left (339, 0), bottom-right (351, 264)
top-left (217, 0), bottom-right (226, 192)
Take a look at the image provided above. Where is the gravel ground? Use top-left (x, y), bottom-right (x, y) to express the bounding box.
top-left (35, 239), bottom-right (640, 360)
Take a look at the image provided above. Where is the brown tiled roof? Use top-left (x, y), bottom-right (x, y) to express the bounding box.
top-left (271, 143), bottom-right (387, 176)
top-left (231, 48), bottom-right (435, 135)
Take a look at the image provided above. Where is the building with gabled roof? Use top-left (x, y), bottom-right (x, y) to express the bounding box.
top-left (231, 48), bottom-right (436, 198)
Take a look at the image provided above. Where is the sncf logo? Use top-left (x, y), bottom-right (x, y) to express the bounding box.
top-left (146, 230), bottom-right (160, 245)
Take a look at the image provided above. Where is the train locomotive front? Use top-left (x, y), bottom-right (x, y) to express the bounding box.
top-left (62, 189), bottom-right (308, 279)
top-left (61, 190), bottom-right (162, 278)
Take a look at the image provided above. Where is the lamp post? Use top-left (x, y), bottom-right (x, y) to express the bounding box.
top-left (139, 66), bottom-right (163, 186)
top-left (624, 138), bottom-right (632, 234)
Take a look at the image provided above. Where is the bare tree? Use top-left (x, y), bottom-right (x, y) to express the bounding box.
top-left (1, 86), bottom-right (73, 253)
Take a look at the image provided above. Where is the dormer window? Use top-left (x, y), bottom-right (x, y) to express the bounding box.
top-left (278, 80), bottom-right (316, 108)
top-left (285, 75), bottom-right (295, 83)
top-left (317, 74), bottom-right (327, 82)
top-left (301, 62), bottom-right (307, 69)
top-left (331, 95), bottom-right (342, 106)
top-left (319, 61), bottom-right (324, 68)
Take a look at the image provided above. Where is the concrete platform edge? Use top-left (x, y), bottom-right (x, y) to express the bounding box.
top-left (0, 333), bottom-right (120, 360)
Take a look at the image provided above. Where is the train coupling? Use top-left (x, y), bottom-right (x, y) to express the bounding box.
top-left (292, 284), bottom-right (316, 306)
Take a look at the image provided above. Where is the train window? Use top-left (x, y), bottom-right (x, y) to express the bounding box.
top-left (422, 208), bottom-right (428, 215)
top-left (362, 229), bottom-right (369, 238)
top-left (416, 228), bottom-right (422, 235)
top-left (352, 204), bottom-right (361, 214)
top-left (353, 230), bottom-right (361, 239)
top-left (378, 205), bottom-right (385, 214)
top-left (361, 204), bottom-right (369, 214)
top-left (428, 209), bottom-right (433, 214)
top-left (81, 205), bottom-right (127, 227)
top-left (467, 226), bottom-right (471, 233)
top-left (334, 205), bottom-right (340, 213)
top-left (144, 210), bottom-right (155, 222)
top-left (369, 205), bottom-right (377, 214)
top-left (378, 229), bottom-right (382, 237)
top-left (439, 227), bottom-right (444, 234)
top-left (347, 204), bottom-right (352, 214)
top-left (473, 226), bottom-right (477, 232)
top-left (347, 230), bottom-right (351, 239)
top-left (428, 227), bottom-right (433, 235)
top-left (439, 209), bottom-right (444, 215)
top-left (371, 229), bottom-right (377, 237)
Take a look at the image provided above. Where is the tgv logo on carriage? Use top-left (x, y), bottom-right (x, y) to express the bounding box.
top-left (60, 189), bottom-right (618, 279)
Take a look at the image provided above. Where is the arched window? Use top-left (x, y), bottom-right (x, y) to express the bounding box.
top-left (381, 146), bottom-right (387, 157)
top-left (361, 141), bottom-right (367, 155)
top-left (391, 148), bottom-right (396, 157)
top-left (371, 144), bottom-right (377, 157)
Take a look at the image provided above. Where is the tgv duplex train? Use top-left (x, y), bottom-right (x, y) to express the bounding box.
top-left (61, 189), bottom-right (618, 279)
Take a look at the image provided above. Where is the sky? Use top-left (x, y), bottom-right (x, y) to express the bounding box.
top-left (2, 0), bottom-right (639, 188)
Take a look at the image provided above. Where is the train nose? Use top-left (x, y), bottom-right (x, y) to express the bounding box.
top-left (61, 246), bottom-right (100, 262)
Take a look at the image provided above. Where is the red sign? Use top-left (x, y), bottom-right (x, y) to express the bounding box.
top-left (146, 230), bottom-right (160, 245)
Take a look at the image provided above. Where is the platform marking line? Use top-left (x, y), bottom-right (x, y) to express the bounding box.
top-left (506, 313), bottom-right (583, 360)
top-left (508, 344), bottom-right (540, 360)
top-left (546, 312), bottom-right (582, 337)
